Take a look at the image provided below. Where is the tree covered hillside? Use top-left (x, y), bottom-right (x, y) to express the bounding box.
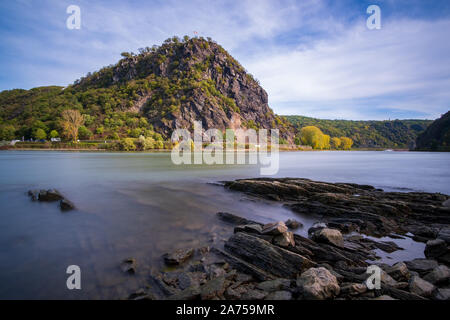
top-left (285, 115), bottom-right (432, 149)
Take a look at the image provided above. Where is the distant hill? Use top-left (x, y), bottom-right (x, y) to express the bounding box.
top-left (0, 36), bottom-right (293, 142)
top-left (285, 115), bottom-right (432, 149)
top-left (416, 111), bottom-right (450, 151)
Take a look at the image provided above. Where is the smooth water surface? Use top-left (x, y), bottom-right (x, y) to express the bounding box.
top-left (0, 151), bottom-right (449, 299)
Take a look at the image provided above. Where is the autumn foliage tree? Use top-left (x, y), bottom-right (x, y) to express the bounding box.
top-left (330, 137), bottom-right (341, 149)
top-left (61, 109), bottom-right (84, 142)
top-left (300, 126), bottom-right (330, 149)
top-left (340, 137), bottom-right (353, 150)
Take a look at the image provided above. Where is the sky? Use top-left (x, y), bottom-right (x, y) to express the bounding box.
top-left (0, 0), bottom-right (449, 120)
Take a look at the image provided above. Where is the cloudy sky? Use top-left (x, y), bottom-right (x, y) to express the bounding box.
top-left (1, 0), bottom-right (449, 120)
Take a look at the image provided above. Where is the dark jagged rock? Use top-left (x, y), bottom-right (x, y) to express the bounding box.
top-left (120, 258), bottom-right (137, 274)
top-left (224, 232), bottom-right (315, 278)
top-left (60, 199), bottom-right (75, 211)
top-left (216, 212), bottom-right (261, 226)
top-left (223, 178), bottom-right (450, 238)
top-left (38, 189), bottom-right (64, 202)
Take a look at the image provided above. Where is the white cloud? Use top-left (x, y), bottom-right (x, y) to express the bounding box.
top-left (244, 18), bottom-right (450, 119)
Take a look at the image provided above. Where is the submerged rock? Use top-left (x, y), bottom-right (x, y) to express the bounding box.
top-left (163, 248), bottom-right (194, 265)
top-left (60, 199), bottom-right (75, 211)
top-left (120, 258), bottom-right (137, 274)
top-left (38, 189), bottom-right (64, 202)
top-left (285, 219), bottom-right (302, 230)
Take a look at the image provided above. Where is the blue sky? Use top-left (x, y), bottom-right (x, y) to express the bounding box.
top-left (1, 0), bottom-right (449, 120)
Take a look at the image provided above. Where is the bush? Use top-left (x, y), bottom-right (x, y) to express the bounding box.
top-left (119, 138), bottom-right (136, 151)
top-left (78, 126), bottom-right (93, 140)
top-left (33, 128), bottom-right (47, 140)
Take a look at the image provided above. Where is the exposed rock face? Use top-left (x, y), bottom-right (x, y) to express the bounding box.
top-left (224, 178), bottom-right (450, 239)
top-left (224, 232), bottom-right (315, 278)
top-left (75, 37), bottom-right (294, 142)
top-left (416, 110), bottom-right (450, 151)
top-left (296, 267), bottom-right (340, 300)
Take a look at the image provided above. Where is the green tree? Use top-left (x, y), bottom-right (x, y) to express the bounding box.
top-left (119, 138), bottom-right (136, 151)
top-left (137, 135), bottom-right (155, 150)
top-left (0, 124), bottom-right (16, 141)
top-left (78, 126), bottom-right (93, 140)
top-left (34, 128), bottom-right (47, 140)
top-left (50, 130), bottom-right (59, 138)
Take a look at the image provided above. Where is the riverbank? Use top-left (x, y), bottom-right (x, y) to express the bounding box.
top-left (128, 178), bottom-right (450, 300)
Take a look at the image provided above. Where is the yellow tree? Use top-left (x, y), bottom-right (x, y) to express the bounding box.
top-left (330, 137), bottom-right (341, 149)
top-left (61, 109), bottom-right (84, 142)
top-left (300, 126), bottom-right (323, 149)
top-left (322, 134), bottom-right (331, 149)
top-left (340, 137), bottom-right (353, 150)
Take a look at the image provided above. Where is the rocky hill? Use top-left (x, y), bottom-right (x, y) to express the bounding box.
top-left (0, 36), bottom-right (293, 143)
top-left (416, 111), bottom-right (450, 151)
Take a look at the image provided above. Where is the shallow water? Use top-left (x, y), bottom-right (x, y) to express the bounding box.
top-left (0, 150), bottom-right (449, 299)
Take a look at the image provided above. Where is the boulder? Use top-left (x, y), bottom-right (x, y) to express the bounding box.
top-left (60, 199), bottom-right (75, 211)
top-left (224, 232), bottom-right (315, 278)
top-left (261, 221), bottom-right (288, 236)
top-left (241, 289), bottom-right (267, 300)
top-left (120, 258), bottom-right (137, 274)
top-left (386, 262), bottom-right (411, 282)
top-left (28, 189), bottom-right (39, 201)
top-left (265, 290), bottom-right (292, 300)
top-left (234, 224), bottom-right (262, 234)
top-left (405, 259), bottom-right (439, 275)
top-left (425, 239), bottom-right (447, 258)
top-left (311, 228), bottom-right (344, 248)
top-left (273, 231), bottom-right (295, 248)
top-left (217, 212), bottom-right (260, 225)
top-left (423, 265), bottom-right (450, 285)
top-left (433, 288), bottom-right (450, 300)
top-left (296, 267), bottom-right (340, 300)
top-left (285, 219), bottom-right (302, 229)
top-left (408, 275), bottom-right (436, 297)
top-left (373, 295), bottom-right (396, 300)
top-left (38, 189), bottom-right (64, 201)
top-left (163, 248), bottom-right (194, 265)
top-left (256, 279), bottom-right (292, 292)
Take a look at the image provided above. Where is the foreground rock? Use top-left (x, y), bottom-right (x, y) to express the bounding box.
top-left (28, 188), bottom-right (75, 212)
top-left (163, 248), bottom-right (194, 266)
top-left (296, 267), bottom-right (340, 300)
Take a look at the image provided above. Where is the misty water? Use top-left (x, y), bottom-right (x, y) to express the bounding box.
top-left (0, 150), bottom-right (449, 299)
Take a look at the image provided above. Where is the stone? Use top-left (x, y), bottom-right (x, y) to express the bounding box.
top-left (265, 290), bottom-right (292, 300)
top-left (408, 275), bottom-right (436, 297)
top-left (60, 198), bottom-right (75, 211)
top-left (256, 279), bottom-right (292, 292)
top-left (224, 232), bottom-right (315, 279)
top-left (225, 285), bottom-right (248, 300)
top-left (341, 283), bottom-right (367, 296)
top-left (28, 189), bottom-right (39, 201)
top-left (386, 262), bottom-right (411, 282)
top-left (311, 228), bottom-right (344, 247)
top-left (423, 265), bottom-right (450, 285)
top-left (433, 288), bottom-right (450, 301)
top-left (217, 212), bottom-right (259, 225)
top-left (120, 258), bottom-right (137, 274)
top-left (38, 189), bottom-right (64, 201)
top-left (405, 259), bottom-right (439, 275)
top-left (380, 270), bottom-right (398, 286)
top-left (424, 239), bottom-right (447, 258)
top-left (296, 267), bottom-right (340, 300)
top-left (273, 231), bottom-right (295, 248)
top-left (261, 221), bottom-right (288, 236)
top-left (163, 248), bottom-right (194, 265)
top-left (241, 289), bottom-right (267, 300)
top-left (200, 275), bottom-right (227, 299)
top-left (443, 199), bottom-right (450, 208)
top-left (234, 224), bottom-right (262, 234)
top-left (373, 295), bottom-right (396, 300)
top-left (285, 219), bottom-right (302, 229)
top-left (169, 285), bottom-right (201, 300)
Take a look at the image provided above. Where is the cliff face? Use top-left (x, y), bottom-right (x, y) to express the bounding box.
top-left (74, 37), bottom-right (293, 142)
top-left (416, 111), bottom-right (450, 151)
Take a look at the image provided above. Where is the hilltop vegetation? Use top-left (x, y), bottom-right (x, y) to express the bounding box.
top-left (0, 36), bottom-right (293, 144)
top-left (416, 111), bottom-right (450, 151)
top-left (285, 115), bottom-right (431, 149)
